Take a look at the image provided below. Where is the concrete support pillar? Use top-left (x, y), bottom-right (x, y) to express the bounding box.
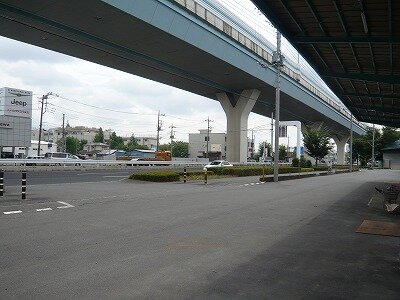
top-left (332, 135), bottom-right (349, 165)
top-left (217, 89), bottom-right (260, 163)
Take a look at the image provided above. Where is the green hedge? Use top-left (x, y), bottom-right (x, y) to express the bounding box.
top-left (130, 171), bottom-right (180, 182)
top-left (210, 166), bottom-right (314, 177)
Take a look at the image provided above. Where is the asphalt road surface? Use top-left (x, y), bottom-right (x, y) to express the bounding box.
top-left (1, 170), bottom-right (399, 299)
top-left (2, 169), bottom-right (135, 186)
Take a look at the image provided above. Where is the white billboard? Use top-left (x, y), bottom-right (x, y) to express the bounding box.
top-left (0, 87), bottom-right (32, 118)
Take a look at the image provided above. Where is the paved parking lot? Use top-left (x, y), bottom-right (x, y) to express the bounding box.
top-left (0, 170), bottom-right (399, 299)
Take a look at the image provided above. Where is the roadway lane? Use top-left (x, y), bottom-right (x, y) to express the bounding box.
top-left (1, 170), bottom-right (399, 298)
top-left (2, 169), bottom-right (133, 186)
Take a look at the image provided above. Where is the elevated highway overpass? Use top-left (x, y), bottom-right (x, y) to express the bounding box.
top-left (0, 0), bottom-right (366, 162)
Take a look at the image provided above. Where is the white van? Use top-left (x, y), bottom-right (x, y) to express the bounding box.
top-left (44, 152), bottom-right (81, 165)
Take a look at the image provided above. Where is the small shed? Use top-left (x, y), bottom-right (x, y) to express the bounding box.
top-left (382, 141), bottom-right (400, 169)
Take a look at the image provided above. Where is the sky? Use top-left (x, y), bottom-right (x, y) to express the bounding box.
top-left (0, 0), bottom-right (339, 149)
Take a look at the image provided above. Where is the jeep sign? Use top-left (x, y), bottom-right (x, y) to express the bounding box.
top-left (0, 87), bottom-right (32, 118)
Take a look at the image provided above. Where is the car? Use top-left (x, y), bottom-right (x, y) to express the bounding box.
top-left (25, 155), bottom-right (45, 166)
top-left (44, 152), bottom-right (82, 166)
top-left (203, 160), bottom-right (233, 170)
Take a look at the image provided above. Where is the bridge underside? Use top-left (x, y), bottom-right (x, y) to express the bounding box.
top-left (0, 0), bottom-right (362, 139)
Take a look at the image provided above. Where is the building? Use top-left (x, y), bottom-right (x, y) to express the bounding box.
top-left (83, 142), bottom-right (110, 153)
top-left (31, 125), bottom-right (113, 145)
top-left (189, 129), bottom-right (253, 161)
top-left (131, 136), bottom-right (158, 150)
top-left (0, 87), bottom-right (32, 157)
top-left (382, 141), bottom-right (400, 169)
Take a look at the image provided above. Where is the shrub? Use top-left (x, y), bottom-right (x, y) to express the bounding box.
top-left (130, 171), bottom-right (180, 182)
top-left (292, 157), bottom-right (299, 167)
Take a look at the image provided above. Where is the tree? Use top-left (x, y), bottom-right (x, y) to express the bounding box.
top-left (125, 135), bottom-right (139, 151)
top-left (257, 141), bottom-right (272, 158)
top-left (279, 144), bottom-right (287, 161)
top-left (351, 126), bottom-right (400, 165)
top-left (62, 137), bottom-right (87, 154)
top-left (93, 127), bottom-right (104, 143)
top-left (171, 141), bottom-right (189, 157)
top-left (378, 126), bottom-right (400, 160)
top-left (109, 132), bottom-right (124, 150)
top-left (158, 144), bottom-right (170, 151)
top-left (303, 126), bottom-right (333, 166)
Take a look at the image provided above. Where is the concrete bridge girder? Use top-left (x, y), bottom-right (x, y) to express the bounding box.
top-left (217, 89), bottom-right (260, 163)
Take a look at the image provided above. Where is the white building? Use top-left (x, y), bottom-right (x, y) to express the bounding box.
top-left (31, 125), bottom-right (113, 145)
top-left (189, 129), bottom-right (253, 161)
top-left (133, 136), bottom-right (158, 150)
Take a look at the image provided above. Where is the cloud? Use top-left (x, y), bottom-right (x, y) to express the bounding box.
top-left (0, 36), bottom-right (74, 63)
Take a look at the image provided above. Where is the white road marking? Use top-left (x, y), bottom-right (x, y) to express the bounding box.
top-left (57, 201), bottom-right (74, 209)
top-left (244, 184), bottom-right (249, 186)
top-left (36, 208), bottom-right (52, 212)
top-left (250, 183), bottom-right (255, 185)
top-left (255, 182), bottom-right (260, 185)
top-left (3, 210), bottom-right (22, 215)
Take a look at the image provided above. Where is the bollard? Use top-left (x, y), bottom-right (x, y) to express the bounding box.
top-left (204, 169), bottom-right (208, 185)
top-left (0, 169), bottom-right (4, 197)
top-left (183, 167), bottom-right (187, 183)
top-left (22, 170), bottom-right (26, 200)
top-left (262, 164), bottom-right (265, 182)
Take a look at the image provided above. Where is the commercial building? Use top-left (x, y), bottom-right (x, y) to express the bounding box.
top-left (0, 87), bottom-right (32, 157)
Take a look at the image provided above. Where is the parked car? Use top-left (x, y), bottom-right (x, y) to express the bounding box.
top-left (44, 152), bottom-right (82, 165)
top-left (203, 160), bottom-right (233, 170)
top-left (25, 155), bottom-right (45, 166)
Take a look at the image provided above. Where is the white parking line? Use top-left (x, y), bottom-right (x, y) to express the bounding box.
top-left (3, 210), bottom-right (22, 215)
top-left (244, 184), bottom-right (249, 186)
top-left (36, 208), bottom-right (52, 212)
top-left (57, 201), bottom-right (74, 209)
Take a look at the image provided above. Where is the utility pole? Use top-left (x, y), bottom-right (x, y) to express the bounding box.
top-left (349, 114), bottom-right (353, 172)
top-left (273, 31), bottom-right (283, 182)
top-left (156, 111), bottom-right (165, 151)
top-left (169, 124), bottom-right (176, 155)
top-left (372, 123), bottom-right (375, 170)
top-left (62, 114), bottom-right (66, 152)
top-left (205, 117), bottom-right (213, 159)
top-left (37, 93), bottom-right (50, 156)
top-left (270, 112), bottom-right (274, 157)
top-left (251, 129), bottom-right (254, 158)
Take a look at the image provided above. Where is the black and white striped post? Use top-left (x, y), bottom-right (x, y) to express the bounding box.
top-left (21, 170), bottom-right (27, 200)
top-left (0, 170), bottom-right (4, 197)
top-left (183, 167), bottom-right (187, 183)
top-left (204, 168), bottom-right (208, 185)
